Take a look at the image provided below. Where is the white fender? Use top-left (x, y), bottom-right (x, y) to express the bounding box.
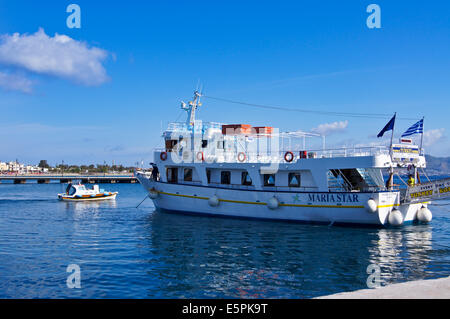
top-left (417, 206), bottom-right (432, 223)
top-left (208, 195), bottom-right (220, 207)
top-left (267, 196), bottom-right (279, 210)
top-left (388, 209), bottom-right (403, 226)
top-left (365, 198), bottom-right (378, 213)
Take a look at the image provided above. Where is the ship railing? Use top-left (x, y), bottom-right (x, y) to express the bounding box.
top-left (153, 146), bottom-right (390, 163)
top-left (226, 146), bottom-right (389, 162)
top-left (280, 146), bottom-right (390, 159)
top-left (165, 121), bottom-right (224, 133)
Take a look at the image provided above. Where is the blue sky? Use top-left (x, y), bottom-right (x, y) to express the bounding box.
top-left (0, 1), bottom-right (449, 166)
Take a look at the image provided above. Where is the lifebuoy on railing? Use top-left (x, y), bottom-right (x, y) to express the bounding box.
top-left (160, 152), bottom-right (168, 161)
top-left (237, 152), bottom-right (246, 162)
top-left (196, 151), bottom-right (204, 162)
top-left (284, 151), bottom-right (294, 163)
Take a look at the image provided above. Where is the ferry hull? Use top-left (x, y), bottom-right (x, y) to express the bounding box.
top-left (137, 174), bottom-right (427, 226)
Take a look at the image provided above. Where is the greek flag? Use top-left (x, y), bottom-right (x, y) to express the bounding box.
top-left (401, 119), bottom-right (424, 137)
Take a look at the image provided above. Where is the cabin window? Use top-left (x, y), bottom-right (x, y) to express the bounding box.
top-left (184, 168), bottom-right (193, 181)
top-left (221, 171), bottom-right (231, 184)
top-left (68, 186), bottom-right (76, 196)
top-left (263, 174), bottom-right (276, 186)
top-left (202, 140), bottom-right (208, 148)
top-left (241, 172), bottom-right (252, 186)
top-left (167, 167), bottom-right (178, 183)
top-left (288, 173), bottom-right (301, 187)
top-left (165, 139), bottom-right (178, 152)
top-left (206, 169), bottom-right (211, 183)
top-left (217, 141), bottom-right (225, 149)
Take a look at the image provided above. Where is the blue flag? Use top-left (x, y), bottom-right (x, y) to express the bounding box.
top-left (377, 114), bottom-right (396, 138)
top-left (401, 119), bottom-right (423, 137)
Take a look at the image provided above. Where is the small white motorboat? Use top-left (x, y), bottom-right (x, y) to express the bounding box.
top-left (58, 183), bottom-right (118, 201)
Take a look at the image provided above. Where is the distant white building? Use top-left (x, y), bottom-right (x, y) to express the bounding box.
top-left (8, 161), bottom-right (21, 172)
top-left (0, 161), bottom-right (47, 174)
top-left (0, 161), bottom-right (7, 172)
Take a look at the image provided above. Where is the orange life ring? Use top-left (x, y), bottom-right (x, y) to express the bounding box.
top-left (237, 152), bottom-right (246, 162)
top-left (284, 151), bottom-right (294, 163)
top-left (196, 151), bottom-right (204, 162)
top-left (160, 152), bottom-right (168, 161)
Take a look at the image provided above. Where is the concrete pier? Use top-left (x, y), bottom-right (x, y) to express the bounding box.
top-left (317, 276), bottom-right (450, 299)
top-left (0, 174), bottom-right (137, 184)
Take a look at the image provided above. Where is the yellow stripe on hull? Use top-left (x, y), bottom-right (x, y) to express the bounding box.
top-left (154, 190), bottom-right (366, 209)
top-left (59, 193), bottom-right (118, 201)
top-left (151, 189), bottom-right (430, 210)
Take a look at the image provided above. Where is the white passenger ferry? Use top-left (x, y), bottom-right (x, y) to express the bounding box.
top-left (137, 91), bottom-right (450, 226)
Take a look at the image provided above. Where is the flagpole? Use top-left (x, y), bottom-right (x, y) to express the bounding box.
top-left (389, 112), bottom-right (396, 157)
top-left (419, 116), bottom-right (425, 155)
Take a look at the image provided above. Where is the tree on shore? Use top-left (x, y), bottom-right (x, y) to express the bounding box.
top-left (48, 163), bottom-right (135, 174)
top-left (38, 160), bottom-right (50, 168)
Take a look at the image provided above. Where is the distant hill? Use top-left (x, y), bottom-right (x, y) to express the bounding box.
top-left (425, 155), bottom-right (450, 175)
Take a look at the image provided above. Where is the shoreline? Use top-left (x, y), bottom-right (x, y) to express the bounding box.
top-left (316, 276), bottom-right (450, 299)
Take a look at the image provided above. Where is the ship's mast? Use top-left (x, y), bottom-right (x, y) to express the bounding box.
top-left (181, 91), bottom-right (202, 128)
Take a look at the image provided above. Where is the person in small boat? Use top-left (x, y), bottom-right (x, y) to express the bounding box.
top-left (65, 183), bottom-right (72, 195)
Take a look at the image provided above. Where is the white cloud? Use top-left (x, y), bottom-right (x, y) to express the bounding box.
top-left (423, 128), bottom-right (445, 147)
top-left (0, 28), bottom-right (109, 87)
top-left (311, 120), bottom-right (348, 136)
top-left (0, 123), bottom-right (106, 136)
top-left (0, 71), bottom-right (33, 93)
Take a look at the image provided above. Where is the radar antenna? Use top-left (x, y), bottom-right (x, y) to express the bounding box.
top-left (181, 90), bottom-right (202, 127)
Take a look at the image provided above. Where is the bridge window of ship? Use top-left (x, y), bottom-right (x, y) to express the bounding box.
top-left (263, 174), bottom-right (276, 187)
top-left (165, 139), bottom-right (178, 152)
top-left (241, 172), bottom-right (253, 186)
top-left (202, 140), bottom-right (208, 148)
top-left (167, 167), bottom-right (178, 183)
top-left (217, 141), bottom-right (225, 149)
top-left (221, 171), bottom-right (231, 185)
top-left (288, 173), bottom-right (301, 187)
top-left (184, 168), bottom-right (193, 182)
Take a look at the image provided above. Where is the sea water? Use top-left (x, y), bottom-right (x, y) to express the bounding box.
top-left (0, 182), bottom-right (449, 298)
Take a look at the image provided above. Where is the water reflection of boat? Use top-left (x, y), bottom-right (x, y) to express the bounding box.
top-left (58, 183), bottom-right (118, 201)
top-left (64, 198), bottom-right (118, 213)
top-left (367, 226), bottom-right (433, 284)
top-left (146, 212), bottom-right (434, 297)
